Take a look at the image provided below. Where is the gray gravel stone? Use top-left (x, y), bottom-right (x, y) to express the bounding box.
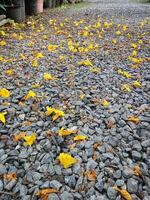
top-left (122, 167), bottom-right (133, 178)
top-left (60, 191), bottom-right (74, 200)
top-left (127, 178), bottom-right (138, 193)
top-left (0, 179), bottom-right (3, 190)
top-left (107, 187), bottom-right (118, 200)
top-left (142, 140), bottom-right (150, 148)
top-left (132, 151), bottom-right (142, 161)
top-left (50, 180), bottom-right (62, 190)
top-left (48, 193), bottom-right (60, 200)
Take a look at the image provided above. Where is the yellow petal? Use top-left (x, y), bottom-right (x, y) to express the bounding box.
top-left (59, 127), bottom-right (77, 136)
top-left (127, 116), bottom-right (140, 124)
top-left (25, 90), bottom-right (36, 100)
top-left (102, 100), bottom-right (110, 107)
top-left (43, 73), bottom-right (54, 81)
top-left (0, 112), bottom-right (7, 124)
top-left (0, 88), bottom-right (10, 98)
top-left (121, 84), bottom-right (131, 92)
top-left (74, 135), bottom-right (87, 141)
top-left (45, 106), bottom-right (55, 116)
top-left (23, 133), bottom-right (36, 146)
top-left (59, 153), bottom-right (76, 169)
top-left (36, 52), bottom-right (44, 59)
top-left (113, 186), bottom-right (132, 200)
top-left (133, 81), bottom-right (142, 88)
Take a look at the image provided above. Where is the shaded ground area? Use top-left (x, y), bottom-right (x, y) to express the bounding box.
top-left (0, 0), bottom-right (150, 200)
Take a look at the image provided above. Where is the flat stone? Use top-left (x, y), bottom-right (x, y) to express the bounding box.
top-left (60, 191), bottom-right (74, 200)
top-left (107, 187), bottom-right (118, 200)
top-left (141, 140), bottom-right (150, 148)
top-left (48, 193), bottom-right (60, 200)
top-left (127, 178), bottom-right (138, 193)
top-left (132, 151), bottom-right (141, 161)
top-left (50, 180), bottom-right (62, 190)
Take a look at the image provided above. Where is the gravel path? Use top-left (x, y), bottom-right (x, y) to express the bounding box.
top-left (0, 0), bottom-right (150, 200)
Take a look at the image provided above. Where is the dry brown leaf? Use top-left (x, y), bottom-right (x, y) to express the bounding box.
top-left (93, 142), bottom-right (103, 149)
top-left (35, 188), bottom-right (58, 200)
top-left (85, 170), bottom-right (97, 181)
top-left (21, 121), bottom-right (32, 126)
top-left (4, 173), bottom-right (17, 181)
top-left (12, 132), bottom-right (26, 142)
top-left (132, 166), bottom-right (142, 176)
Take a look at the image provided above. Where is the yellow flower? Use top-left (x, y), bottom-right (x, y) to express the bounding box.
top-left (131, 57), bottom-right (142, 64)
top-left (59, 153), bottom-right (76, 169)
top-left (45, 107), bottom-right (65, 121)
top-left (116, 30), bottom-right (121, 35)
top-left (31, 60), bottom-right (39, 67)
top-left (78, 59), bottom-right (93, 67)
top-left (5, 69), bottom-right (14, 76)
top-left (121, 84), bottom-right (131, 92)
top-left (0, 56), bottom-right (3, 61)
top-left (47, 44), bottom-right (58, 51)
top-left (138, 40), bottom-right (143, 44)
top-left (132, 50), bottom-right (137, 57)
top-left (0, 88), bottom-right (10, 98)
top-left (58, 127), bottom-right (77, 136)
top-left (25, 90), bottom-right (36, 100)
top-left (128, 116), bottom-right (140, 124)
top-left (113, 186), bottom-right (132, 200)
top-left (79, 92), bottom-right (85, 100)
top-left (122, 25), bottom-right (128, 31)
top-left (23, 133), bottom-right (36, 146)
top-left (36, 52), bottom-right (44, 59)
top-left (18, 35), bottom-right (23, 40)
top-left (43, 73), bottom-right (54, 81)
top-left (20, 53), bottom-right (26, 60)
top-left (31, 84), bottom-right (40, 89)
top-left (118, 69), bottom-right (124, 75)
top-left (0, 30), bottom-right (6, 36)
top-left (133, 81), bottom-right (142, 88)
top-left (89, 68), bottom-right (101, 73)
top-left (52, 109), bottom-right (65, 122)
top-left (74, 135), bottom-right (87, 141)
top-left (0, 112), bottom-right (7, 124)
top-left (0, 40), bottom-right (6, 46)
top-left (131, 43), bottom-right (138, 49)
top-left (102, 100), bottom-right (110, 107)
top-left (112, 39), bottom-right (117, 44)
top-left (27, 41), bottom-right (34, 47)
top-left (123, 72), bottom-right (132, 78)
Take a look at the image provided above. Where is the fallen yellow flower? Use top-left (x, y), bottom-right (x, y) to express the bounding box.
top-left (31, 60), bottom-right (39, 67)
top-left (43, 73), bottom-right (55, 81)
top-left (113, 186), bottom-right (132, 200)
top-left (59, 153), bottom-right (76, 169)
top-left (25, 90), bottom-right (36, 100)
top-left (0, 40), bottom-right (6, 46)
top-left (0, 88), bottom-right (10, 98)
top-left (127, 116), bottom-right (140, 124)
top-left (5, 69), bottom-right (14, 76)
top-left (133, 80), bottom-right (142, 88)
top-left (46, 107), bottom-right (65, 121)
top-left (121, 84), bottom-right (131, 92)
top-left (0, 112), bottom-right (7, 124)
top-left (36, 52), bottom-right (44, 59)
top-left (102, 100), bottom-right (110, 107)
top-left (47, 44), bottom-right (58, 51)
top-left (23, 132), bottom-right (36, 146)
top-left (59, 127), bottom-right (77, 136)
top-left (131, 43), bottom-right (138, 49)
top-left (78, 59), bottom-right (93, 67)
top-left (74, 135), bottom-right (87, 141)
